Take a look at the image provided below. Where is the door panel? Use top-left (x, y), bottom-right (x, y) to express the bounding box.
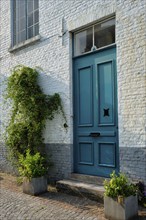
top-left (98, 60), bottom-right (115, 125)
top-left (79, 142), bottom-right (94, 165)
top-left (98, 142), bottom-right (116, 167)
top-left (74, 47), bottom-right (118, 177)
top-left (78, 66), bottom-right (93, 126)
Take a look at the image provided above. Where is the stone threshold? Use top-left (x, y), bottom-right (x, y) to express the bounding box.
top-left (56, 173), bottom-right (106, 202)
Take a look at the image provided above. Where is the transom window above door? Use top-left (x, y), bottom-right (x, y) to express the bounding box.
top-left (74, 18), bottom-right (115, 56)
top-left (12, 0), bottom-right (39, 46)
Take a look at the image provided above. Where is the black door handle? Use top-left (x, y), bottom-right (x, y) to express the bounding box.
top-left (89, 132), bottom-right (100, 137)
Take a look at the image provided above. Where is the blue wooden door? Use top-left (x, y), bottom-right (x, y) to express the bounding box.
top-left (73, 47), bottom-right (119, 177)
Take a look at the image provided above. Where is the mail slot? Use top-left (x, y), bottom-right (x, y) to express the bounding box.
top-left (89, 132), bottom-right (100, 137)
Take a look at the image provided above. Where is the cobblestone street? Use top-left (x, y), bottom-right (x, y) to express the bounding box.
top-left (1, 173), bottom-right (146, 220)
top-left (0, 173), bottom-right (106, 220)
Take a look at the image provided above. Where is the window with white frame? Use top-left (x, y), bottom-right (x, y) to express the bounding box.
top-left (12, 0), bottom-right (39, 46)
top-left (74, 18), bottom-right (115, 56)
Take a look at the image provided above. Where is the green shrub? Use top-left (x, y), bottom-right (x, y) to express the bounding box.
top-left (18, 149), bottom-right (48, 179)
top-left (5, 65), bottom-right (66, 162)
top-left (104, 171), bottom-right (137, 198)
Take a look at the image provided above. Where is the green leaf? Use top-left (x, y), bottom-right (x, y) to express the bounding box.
top-left (5, 65), bottom-right (66, 165)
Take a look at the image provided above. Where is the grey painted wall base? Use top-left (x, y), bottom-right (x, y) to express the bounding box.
top-left (119, 147), bottom-right (146, 184)
top-left (0, 142), bottom-right (73, 180)
top-left (1, 142), bottom-right (146, 185)
top-left (0, 142), bottom-right (17, 174)
top-left (45, 143), bottom-right (73, 182)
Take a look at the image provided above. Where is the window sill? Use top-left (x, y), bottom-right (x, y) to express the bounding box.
top-left (8, 35), bottom-right (41, 52)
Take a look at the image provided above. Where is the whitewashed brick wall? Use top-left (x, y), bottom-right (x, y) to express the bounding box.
top-left (0, 0), bottom-right (145, 183)
top-left (116, 0), bottom-right (146, 183)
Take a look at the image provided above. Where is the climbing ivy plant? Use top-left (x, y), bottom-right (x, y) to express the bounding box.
top-left (5, 65), bottom-right (65, 161)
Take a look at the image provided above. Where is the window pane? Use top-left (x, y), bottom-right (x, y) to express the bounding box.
top-left (34, 0), bottom-right (39, 10)
top-left (74, 27), bottom-right (93, 56)
top-left (19, 17), bottom-right (26, 31)
top-left (28, 26), bottom-right (34, 39)
top-left (15, 0), bottom-right (18, 9)
top-left (17, 0), bottom-right (25, 8)
top-left (13, 1), bottom-right (17, 45)
top-left (34, 10), bottom-right (39, 24)
top-left (28, 13), bottom-right (33, 27)
top-left (94, 19), bottom-right (115, 49)
top-left (27, 0), bottom-right (33, 14)
top-left (13, 34), bottom-right (17, 45)
top-left (34, 24), bottom-right (39, 36)
top-left (19, 3), bottom-right (25, 18)
top-left (19, 30), bottom-right (26, 42)
top-left (13, 0), bottom-right (39, 46)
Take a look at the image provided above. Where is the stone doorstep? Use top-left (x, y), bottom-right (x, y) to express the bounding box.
top-left (56, 179), bottom-right (105, 203)
top-left (69, 173), bottom-right (109, 185)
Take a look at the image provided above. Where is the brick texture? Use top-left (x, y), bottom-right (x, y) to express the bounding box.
top-left (0, 0), bottom-right (145, 183)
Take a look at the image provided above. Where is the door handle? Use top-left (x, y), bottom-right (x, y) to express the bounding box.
top-left (89, 132), bottom-right (100, 137)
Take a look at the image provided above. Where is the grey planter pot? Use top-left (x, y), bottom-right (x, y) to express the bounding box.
top-left (23, 176), bottom-right (47, 195)
top-left (104, 195), bottom-right (138, 220)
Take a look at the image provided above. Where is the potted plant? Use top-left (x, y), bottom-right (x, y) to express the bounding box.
top-left (104, 171), bottom-right (138, 220)
top-left (18, 149), bottom-right (48, 195)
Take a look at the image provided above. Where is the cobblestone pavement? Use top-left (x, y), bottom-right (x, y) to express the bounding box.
top-left (0, 173), bottom-right (107, 220)
top-left (1, 173), bottom-right (146, 220)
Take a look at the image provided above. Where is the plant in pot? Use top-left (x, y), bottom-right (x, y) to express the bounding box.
top-left (4, 65), bottom-right (67, 194)
top-left (104, 171), bottom-right (138, 220)
top-left (18, 149), bottom-right (49, 195)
